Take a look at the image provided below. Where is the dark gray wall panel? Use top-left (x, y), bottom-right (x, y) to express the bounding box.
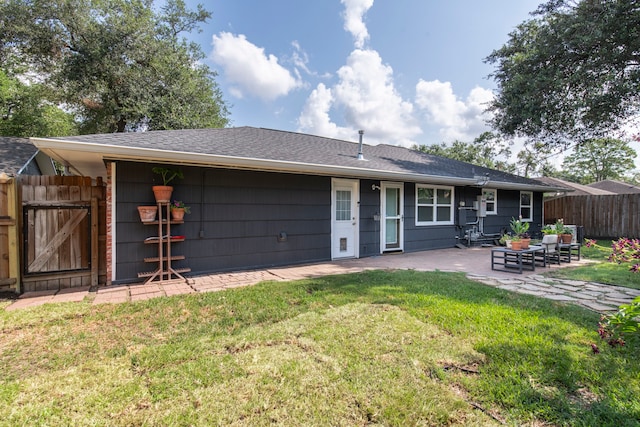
top-left (115, 162), bottom-right (331, 282)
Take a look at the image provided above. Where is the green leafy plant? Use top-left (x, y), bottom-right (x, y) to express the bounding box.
top-left (584, 238), bottom-right (640, 346)
top-left (541, 225), bottom-right (556, 235)
top-left (554, 219), bottom-right (565, 235)
top-left (598, 296), bottom-right (640, 347)
top-left (170, 200), bottom-right (190, 214)
top-left (152, 167), bottom-right (184, 186)
top-left (562, 227), bottom-right (573, 235)
top-left (509, 217), bottom-right (529, 237)
top-left (498, 233), bottom-right (512, 245)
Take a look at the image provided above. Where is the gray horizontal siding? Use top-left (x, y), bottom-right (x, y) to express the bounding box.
top-left (114, 161), bottom-right (545, 282)
top-left (115, 162), bottom-right (331, 283)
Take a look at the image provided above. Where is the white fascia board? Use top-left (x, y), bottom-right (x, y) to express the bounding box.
top-left (31, 137), bottom-right (553, 191)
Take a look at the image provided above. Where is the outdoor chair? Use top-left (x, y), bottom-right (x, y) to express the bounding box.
top-left (541, 234), bottom-right (560, 265)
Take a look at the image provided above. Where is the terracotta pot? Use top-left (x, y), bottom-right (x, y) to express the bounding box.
top-left (520, 238), bottom-right (531, 249)
top-left (511, 241), bottom-right (522, 251)
top-left (560, 234), bottom-right (572, 244)
top-left (137, 206), bottom-right (158, 223)
top-left (171, 207), bottom-right (185, 221)
top-left (152, 185), bottom-right (173, 203)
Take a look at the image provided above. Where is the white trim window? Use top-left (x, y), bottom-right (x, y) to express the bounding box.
top-left (520, 191), bottom-right (533, 221)
top-left (482, 189), bottom-right (497, 215)
top-left (416, 185), bottom-right (454, 225)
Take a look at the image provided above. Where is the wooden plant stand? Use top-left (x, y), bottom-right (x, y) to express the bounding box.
top-left (138, 201), bottom-right (190, 284)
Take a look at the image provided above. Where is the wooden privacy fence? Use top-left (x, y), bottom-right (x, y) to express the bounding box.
top-left (0, 176), bottom-right (19, 292)
top-left (544, 194), bottom-right (640, 239)
top-left (20, 176), bottom-right (106, 293)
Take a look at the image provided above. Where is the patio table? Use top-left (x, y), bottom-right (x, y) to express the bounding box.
top-left (491, 245), bottom-right (546, 274)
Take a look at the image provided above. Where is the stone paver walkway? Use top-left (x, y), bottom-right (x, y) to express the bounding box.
top-left (5, 247), bottom-right (640, 313)
top-left (467, 274), bottom-right (640, 313)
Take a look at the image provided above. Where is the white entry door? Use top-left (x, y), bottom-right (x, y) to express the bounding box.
top-left (381, 182), bottom-right (404, 252)
top-left (331, 179), bottom-right (359, 259)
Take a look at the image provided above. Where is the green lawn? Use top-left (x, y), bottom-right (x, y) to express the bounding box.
top-left (544, 240), bottom-right (640, 290)
top-left (1, 270), bottom-right (638, 426)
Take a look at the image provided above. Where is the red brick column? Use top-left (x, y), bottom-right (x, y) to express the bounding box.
top-left (105, 161), bottom-right (113, 285)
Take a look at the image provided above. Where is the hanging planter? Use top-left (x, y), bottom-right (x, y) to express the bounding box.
top-left (137, 206), bottom-right (158, 223)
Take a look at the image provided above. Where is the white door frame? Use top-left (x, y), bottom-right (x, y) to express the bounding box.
top-left (380, 181), bottom-right (404, 253)
top-left (331, 178), bottom-right (359, 259)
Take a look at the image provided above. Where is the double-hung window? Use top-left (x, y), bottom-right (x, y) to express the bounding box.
top-left (520, 191), bottom-right (533, 221)
top-left (416, 185), bottom-right (454, 225)
top-left (482, 189), bottom-right (497, 215)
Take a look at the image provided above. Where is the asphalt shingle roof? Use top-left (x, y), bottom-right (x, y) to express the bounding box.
top-left (45, 127), bottom-right (553, 188)
top-left (587, 179), bottom-right (640, 194)
top-left (0, 137), bottom-right (38, 175)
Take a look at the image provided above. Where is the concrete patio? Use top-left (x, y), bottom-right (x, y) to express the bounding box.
top-left (5, 246), bottom-right (640, 313)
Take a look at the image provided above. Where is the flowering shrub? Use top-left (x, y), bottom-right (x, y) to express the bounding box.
top-left (598, 296), bottom-right (640, 348)
top-left (607, 237), bottom-right (640, 272)
top-left (587, 237), bottom-right (640, 347)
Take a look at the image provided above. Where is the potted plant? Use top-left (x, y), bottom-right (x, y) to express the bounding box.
top-left (152, 167), bottom-right (184, 203)
top-left (560, 226), bottom-right (573, 244)
top-left (510, 235), bottom-right (522, 251)
top-left (509, 217), bottom-right (530, 250)
top-left (137, 205), bottom-right (158, 222)
top-left (170, 200), bottom-right (190, 221)
top-left (541, 225), bottom-right (556, 235)
top-left (499, 233), bottom-right (512, 248)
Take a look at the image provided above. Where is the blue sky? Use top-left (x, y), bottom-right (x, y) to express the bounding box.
top-left (183, 0), bottom-right (545, 148)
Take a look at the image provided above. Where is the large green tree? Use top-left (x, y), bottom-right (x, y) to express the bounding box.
top-left (561, 138), bottom-right (637, 183)
top-left (0, 70), bottom-right (77, 137)
top-left (485, 0), bottom-right (640, 149)
top-left (414, 132), bottom-right (516, 173)
top-left (0, 0), bottom-right (229, 134)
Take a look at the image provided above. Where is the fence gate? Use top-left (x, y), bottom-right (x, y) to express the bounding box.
top-left (0, 177), bottom-right (19, 292)
top-left (20, 176), bottom-right (105, 292)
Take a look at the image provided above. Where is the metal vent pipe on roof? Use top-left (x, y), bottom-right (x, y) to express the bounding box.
top-left (357, 130), bottom-right (364, 160)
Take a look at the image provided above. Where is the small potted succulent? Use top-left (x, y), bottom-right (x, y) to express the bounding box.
top-left (170, 200), bottom-right (190, 221)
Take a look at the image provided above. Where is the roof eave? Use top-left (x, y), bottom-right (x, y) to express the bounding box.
top-left (30, 137), bottom-right (553, 191)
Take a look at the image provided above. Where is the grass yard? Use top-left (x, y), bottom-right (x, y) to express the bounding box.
top-left (1, 270), bottom-right (639, 426)
top-left (544, 240), bottom-right (640, 290)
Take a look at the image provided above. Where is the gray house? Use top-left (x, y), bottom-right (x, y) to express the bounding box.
top-left (32, 127), bottom-right (555, 285)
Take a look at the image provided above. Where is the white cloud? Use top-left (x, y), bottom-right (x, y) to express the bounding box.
top-left (210, 32), bottom-right (302, 101)
top-left (298, 83), bottom-right (353, 140)
top-left (341, 0), bottom-right (374, 49)
top-left (415, 79), bottom-right (494, 142)
top-left (290, 41), bottom-right (331, 79)
top-left (298, 49), bottom-right (421, 146)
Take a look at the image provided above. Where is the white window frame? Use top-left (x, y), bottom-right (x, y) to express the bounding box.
top-left (415, 185), bottom-right (455, 226)
top-left (520, 191), bottom-right (533, 222)
top-left (482, 189), bottom-right (497, 215)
